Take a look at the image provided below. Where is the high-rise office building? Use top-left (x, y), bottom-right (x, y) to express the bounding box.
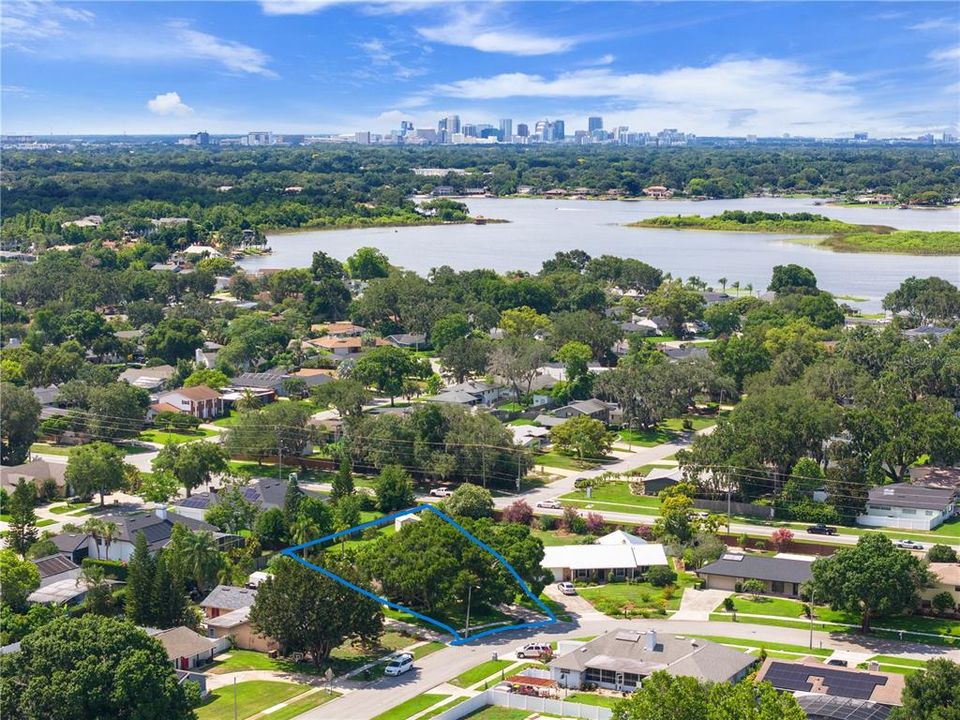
top-left (516, 123), bottom-right (529, 137)
top-left (588, 116), bottom-right (603, 133)
top-left (355, 131), bottom-right (371, 145)
top-left (195, 131), bottom-right (210, 146)
top-left (445, 115), bottom-right (461, 135)
top-left (246, 131), bottom-right (272, 146)
top-left (462, 124), bottom-right (478, 138)
top-left (553, 120), bottom-right (565, 140)
top-left (499, 118), bottom-right (513, 141)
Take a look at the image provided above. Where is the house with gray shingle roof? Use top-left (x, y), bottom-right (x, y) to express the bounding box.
top-left (549, 628), bottom-right (755, 692)
top-left (859, 483), bottom-right (957, 531)
top-left (696, 553), bottom-right (813, 597)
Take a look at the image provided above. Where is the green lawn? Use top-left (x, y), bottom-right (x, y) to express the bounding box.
top-left (29, 442), bottom-right (73, 456)
top-left (264, 691), bottom-right (340, 720)
top-left (692, 634), bottom-right (832, 657)
top-left (461, 708), bottom-right (534, 720)
top-left (418, 697), bottom-right (469, 720)
top-left (372, 694), bottom-right (450, 720)
top-left (867, 655), bottom-right (927, 668)
top-left (721, 595), bottom-right (960, 639)
top-left (384, 602), bottom-right (511, 636)
top-left (858, 663), bottom-right (920, 676)
top-left (197, 681), bottom-right (308, 720)
top-left (534, 451), bottom-right (606, 471)
top-left (530, 529), bottom-right (588, 547)
top-left (617, 428), bottom-right (675, 447)
top-left (210, 410), bottom-right (240, 427)
top-left (410, 641), bottom-right (446, 660)
top-left (566, 693), bottom-right (621, 708)
top-left (138, 427), bottom-right (217, 444)
top-left (560, 481), bottom-right (662, 514)
top-left (210, 633), bottom-right (418, 677)
top-left (450, 659), bottom-right (514, 688)
top-left (47, 502), bottom-right (94, 515)
top-left (36, 519), bottom-right (54, 527)
top-left (578, 564), bottom-right (696, 616)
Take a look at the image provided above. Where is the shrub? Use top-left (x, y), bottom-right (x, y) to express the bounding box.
top-left (770, 527), bottom-right (794, 551)
top-left (742, 578), bottom-right (766, 599)
top-left (723, 596), bottom-right (735, 612)
top-left (538, 515), bottom-right (556, 531)
top-left (81, 558), bottom-right (127, 581)
top-left (502, 499), bottom-right (534, 526)
top-left (932, 591), bottom-right (956, 615)
top-left (585, 512), bottom-right (605, 534)
top-left (647, 565), bottom-right (678, 587)
top-left (634, 524), bottom-right (654, 541)
top-left (662, 585), bottom-right (676, 601)
top-left (928, 544), bottom-right (958, 563)
top-left (737, 533), bottom-right (749, 549)
top-left (39, 478), bottom-right (60, 501)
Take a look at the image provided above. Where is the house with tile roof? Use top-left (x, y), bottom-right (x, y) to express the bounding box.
top-left (154, 385), bottom-right (222, 419)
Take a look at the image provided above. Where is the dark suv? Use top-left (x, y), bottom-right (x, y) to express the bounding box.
top-left (807, 524), bottom-right (838, 536)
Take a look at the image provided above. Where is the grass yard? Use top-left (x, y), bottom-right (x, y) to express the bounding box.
top-left (47, 502), bottom-right (94, 515)
top-left (530, 529), bottom-right (589, 546)
top-left (534, 451), bottom-right (606, 471)
top-left (858, 663), bottom-right (920, 676)
top-left (560, 481), bottom-right (662, 514)
top-left (461, 708), bottom-right (537, 720)
top-left (410, 641), bottom-right (446, 660)
top-left (566, 693), bottom-right (622, 708)
top-left (197, 681), bottom-right (308, 720)
top-left (578, 563), bottom-right (696, 616)
top-left (372, 694), bottom-right (450, 720)
top-left (209, 649), bottom-right (321, 675)
top-left (327, 631), bottom-right (420, 675)
top-left (450, 659), bottom-right (514, 688)
top-left (418, 697), bottom-right (469, 719)
top-left (617, 428), bottom-right (675, 447)
top-left (138, 427), bottom-right (217, 444)
top-left (210, 410), bottom-right (240, 428)
top-left (264, 690), bottom-right (340, 720)
top-left (866, 655), bottom-right (927, 668)
top-left (29, 442), bottom-right (73, 456)
top-left (692, 634), bottom-right (832, 657)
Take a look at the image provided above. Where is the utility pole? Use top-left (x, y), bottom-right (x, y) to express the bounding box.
top-left (726, 488), bottom-right (732, 534)
top-left (465, 584), bottom-right (474, 638)
top-left (233, 676), bottom-right (238, 720)
top-left (808, 583), bottom-right (815, 649)
top-left (516, 450), bottom-right (523, 492)
top-left (277, 426), bottom-right (283, 481)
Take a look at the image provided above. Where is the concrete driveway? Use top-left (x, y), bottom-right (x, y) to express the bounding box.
top-left (671, 588), bottom-right (731, 621)
top-left (543, 584), bottom-right (608, 623)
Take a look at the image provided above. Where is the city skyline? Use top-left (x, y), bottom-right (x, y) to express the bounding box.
top-left (1, 1), bottom-right (958, 137)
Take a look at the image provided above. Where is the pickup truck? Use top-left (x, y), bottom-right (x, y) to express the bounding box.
top-left (807, 524), bottom-right (838, 536)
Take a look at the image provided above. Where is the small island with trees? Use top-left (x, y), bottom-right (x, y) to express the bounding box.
top-left (629, 211), bottom-right (960, 255)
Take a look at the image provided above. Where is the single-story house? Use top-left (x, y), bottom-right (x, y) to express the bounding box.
top-left (540, 541), bottom-right (667, 582)
top-left (696, 553), bottom-right (813, 597)
top-left (534, 414), bottom-right (568, 429)
top-left (200, 585), bottom-right (277, 653)
top-left (755, 658), bottom-right (904, 708)
top-left (595, 530), bottom-right (647, 546)
top-left (150, 626), bottom-right (227, 671)
top-left (174, 478), bottom-right (289, 521)
top-left (306, 335), bottom-right (388, 357)
top-left (903, 325), bottom-right (952, 341)
top-left (662, 345), bottom-right (709, 362)
top-left (33, 554), bottom-right (81, 588)
top-left (229, 371), bottom-right (288, 395)
top-left (442, 381), bottom-right (511, 406)
top-left (0, 460), bottom-right (68, 496)
top-left (509, 424), bottom-right (550, 448)
top-left (553, 398), bottom-right (619, 424)
top-left (858, 483), bottom-right (957, 531)
top-left (118, 364), bottom-right (176, 391)
top-left (386, 333), bottom-right (427, 349)
top-left (921, 563), bottom-right (960, 609)
top-left (290, 367), bottom-right (335, 389)
top-left (312, 321), bottom-right (366, 337)
top-left (550, 629), bottom-right (755, 692)
top-left (31, 384), bottom-right (60, 406)
top-left (429, 389), bottom-right (483, 407)
top-left (637, 468), bottom-right (681, 496)
top-left (796, 695), bottom-right (892, 720)
top-left (153, 385), bottom-right (222, 419)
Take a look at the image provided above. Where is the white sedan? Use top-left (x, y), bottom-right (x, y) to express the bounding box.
top-left (537, 499), bottom-right (562, 509)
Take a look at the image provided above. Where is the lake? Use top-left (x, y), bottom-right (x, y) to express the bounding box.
top-left (240, 197), bottom-right (960, 312)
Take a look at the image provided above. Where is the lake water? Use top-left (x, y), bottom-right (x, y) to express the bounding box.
top-left (241, 197), bottom-right (960, 312)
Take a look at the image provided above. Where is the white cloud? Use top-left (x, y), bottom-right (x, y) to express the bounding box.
top-left (416, 7), bottom-right (581, 56)
top-left (582, 54), bottom-right (615, 67)
top-left (415, 59), bottom-right (883, 136)
top-left (260, 0), bottom-right (437, 15)
top-left (909, 18), bottom-right (959, 32)
top-left (1, 1), bottom-right (93, 45)
top-left (930, 46), bottom-right (960, 62)
top-left (147, 92), bottom-right (193, 116)
top-left (171, 23), bottom-right (276, 77)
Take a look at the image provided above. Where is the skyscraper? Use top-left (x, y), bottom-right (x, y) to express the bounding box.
top-left (588, 116), bottom-right (603, 133)
top-left (445, 115), bottom-right (461, 135)
top-left (499, 118), bottom-right (513, 141)
top-left (554, 120), bottom-right (565, 140)
top-left (516, 123), bottom-right (529, 137)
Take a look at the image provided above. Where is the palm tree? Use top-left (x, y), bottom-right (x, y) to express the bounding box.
top-left (234, 389), bottom-right (260, 414)
top-left (181, 530), bottom-right (222, 592)
top-left (99, 521), bottom-right (118, 562)
top-left (731, 280), bottom-right (740, 295)
top-left (82, 519), bottom-right (104, 560)
top-left (745, 282), bottom-right (754, 296)
top-left (718, 277), bottom-right (727, 293)
top-left (289, 514), bottom-right (321, 556)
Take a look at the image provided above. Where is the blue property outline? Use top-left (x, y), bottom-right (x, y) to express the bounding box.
top-left (281, 504), bottom-right (557, 645)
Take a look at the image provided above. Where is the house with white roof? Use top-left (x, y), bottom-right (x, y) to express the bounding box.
top-left (540, 534), bottom-right (667, 582)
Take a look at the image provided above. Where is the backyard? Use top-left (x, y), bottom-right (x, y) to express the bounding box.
top-left (577, 561), bottom-right (697, 617)
top-left (138, 427), bottom-right (218, 445)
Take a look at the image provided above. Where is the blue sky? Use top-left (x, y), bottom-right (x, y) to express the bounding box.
top-left (2, 1), bottom-right (958, 137)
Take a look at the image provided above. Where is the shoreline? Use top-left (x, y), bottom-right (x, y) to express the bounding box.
top-left (264, 217), bottom-right (509, 235)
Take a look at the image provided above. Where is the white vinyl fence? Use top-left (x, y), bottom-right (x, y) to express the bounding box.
top-left (430, 689), bottom-right (613, 720)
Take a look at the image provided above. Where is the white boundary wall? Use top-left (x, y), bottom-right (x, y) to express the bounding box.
top-left (431, 689), bottom-right (614, 720)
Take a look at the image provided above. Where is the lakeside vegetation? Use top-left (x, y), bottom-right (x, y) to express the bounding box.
top-left (631, 210), bottom-right (960, 255)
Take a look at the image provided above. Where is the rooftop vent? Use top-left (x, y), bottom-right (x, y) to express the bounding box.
top-left (722, 553), bottom-right (744, 562)
top-left (615, 630), bottom-right (642, 643)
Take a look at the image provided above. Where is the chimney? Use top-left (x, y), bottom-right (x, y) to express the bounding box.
top-left (155, 506), bottom-right (168, 521)
top-left (644, 630), bottom-right (657, 651)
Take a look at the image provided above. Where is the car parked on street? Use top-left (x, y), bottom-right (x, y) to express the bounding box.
top-left (536, 499), bottom-right (562, 509)
top-left (557, 582), bottom-right (577, 595)
top-left (383, 653), bottom-right (414, 676)
top-left (895, 539), bottom-right (925, 550)
top-left (429, 487), bottom-right (453, 498)
top-left (807, 524), bottom-right (838, 536)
